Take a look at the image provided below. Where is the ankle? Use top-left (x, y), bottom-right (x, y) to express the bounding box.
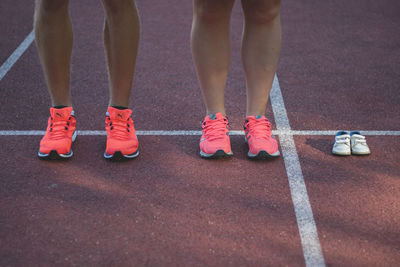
top-left (109, 100), bottom-right (129, 108)
top-left (51, 101), bottom-right (72, 108)
top-left (246, 111), bottom-right (265, 117)
top-left (111, 105), bottom-right (129, 110)
top-left (206, 109), bottom-right (226, 117)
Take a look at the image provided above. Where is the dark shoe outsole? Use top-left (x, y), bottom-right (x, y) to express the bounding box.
top-left (104, 150), bottom-right (139, 161)
top-left (248, 150), bottom-right (280, 160)
top-left (38, 150), bottom-right (73, 160)
top-left (200, 149), bottom-right (233, 159)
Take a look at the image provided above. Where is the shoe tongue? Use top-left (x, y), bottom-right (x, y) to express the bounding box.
top-left (50, 107), bottom-right (72, 120)
top-left (246, 115), bottom-right (265, 121)
top-left (108, 107), bottom-right (131, 120)
top-left (208, 113), bottom-right (224, 120)
top-left (336, 131), bottom-right (349, 136)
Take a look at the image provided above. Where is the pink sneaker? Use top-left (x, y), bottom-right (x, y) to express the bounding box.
top-left (244, 115), bottom-right (280, 159)
top-left (104, 107), bottom-right (139, 160)
top-left (200, 113), bottom-right (232, 158)
top-left (38, 107), bottom-right (77, 159)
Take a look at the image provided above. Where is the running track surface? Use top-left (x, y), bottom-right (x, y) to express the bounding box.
top-left (1, 0), bottom-right (399, 266)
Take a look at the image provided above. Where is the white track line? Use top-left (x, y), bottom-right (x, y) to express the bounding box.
top-left (289, 130), bottom-right (400, 136)
top-left (0, 130), bottom-right (399, 136)
top-left (270, 75), bottom-right (325, 267)
top-left (0, 30), bottom-right (34, 81)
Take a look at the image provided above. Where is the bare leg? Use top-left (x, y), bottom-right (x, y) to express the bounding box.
top-left (191, 0), bottom-right (235, 116)
top-left (241, 0), bottom-right (281, 116)
top-left (102, 0), bottom-right (140, 108)
top-left (34, 0), bottom-right (73, 107)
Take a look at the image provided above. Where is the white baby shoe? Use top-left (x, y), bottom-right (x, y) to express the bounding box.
top-left (332, 131), bottom-right (351, 156)
top-left (350, 131), bottom-right (371, 155)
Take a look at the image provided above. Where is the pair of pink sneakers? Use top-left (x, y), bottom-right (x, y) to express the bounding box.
top-left (200, 113), bottom-right (280, 159)
top-left (38, 107), bottom-right (139, 160)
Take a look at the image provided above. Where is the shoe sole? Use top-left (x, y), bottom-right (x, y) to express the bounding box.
top-left (104, 149), bottom-right (140, 160)
top-left (248, 150), bottom-right (280, 159)
top-left (332, 150), bottom-right (351, 156)
top-left (351, 151), bottom-right (371, 156)
top-left (200, 149), bottom-right (233, 159)
top-left (38, 131), bottom-right (77, 160)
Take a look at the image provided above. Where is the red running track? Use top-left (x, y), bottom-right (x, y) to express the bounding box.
top-left (0, 0), bottom-right (399, 266)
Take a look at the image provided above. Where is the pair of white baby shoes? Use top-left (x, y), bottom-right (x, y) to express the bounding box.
top-left (332, 131), bottom-right (371, 156)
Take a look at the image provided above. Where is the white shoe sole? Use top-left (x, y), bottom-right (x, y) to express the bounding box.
top-left (351, 150), bottom-right (371, 155)
top-left (332, 150), bottom-right (351, 156)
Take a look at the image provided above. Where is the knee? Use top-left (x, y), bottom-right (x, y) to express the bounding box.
top-left (193, 0), bottom-right (233, 24)
top-left (102, 0), bottom-right (135, 16)
top-left (244, 0), bottom-right (281, 25)
top-left (36, 0), bottom-right (69, 14)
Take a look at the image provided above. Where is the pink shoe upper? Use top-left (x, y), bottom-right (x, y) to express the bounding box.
top-left (244, 115), bottom-right (279, 155)
top-left (105, 107), bottom-right (138, 155)
top-left (200, 113), bottom-right (231, 155)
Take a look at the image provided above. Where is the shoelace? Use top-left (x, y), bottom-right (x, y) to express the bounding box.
top-left (245, 117), bottom-right (272, 140)
top-left (48, 116), bottom-right (71, 140)
top-left (202, 117), bottom-right (229, 141)
top-left (107, 117), bottom-right (132, 140)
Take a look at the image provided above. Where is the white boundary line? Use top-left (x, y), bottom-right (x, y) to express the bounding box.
top-left (289, 130), bottom-right (400, 136)
top-left (0, 130), bottom-right (398, 136)
top-left (0, 30), bottom-right (34, 81)
top-left (270, 75), bottom-right (325, 267)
